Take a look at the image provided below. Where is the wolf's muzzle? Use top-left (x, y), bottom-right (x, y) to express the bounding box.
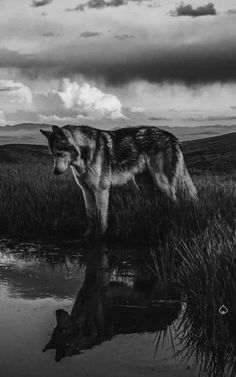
top-left (54, 168), bottom-right (64, 175)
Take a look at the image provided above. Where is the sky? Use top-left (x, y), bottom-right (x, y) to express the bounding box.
top-left (1, 0), bottom-right (236, 128)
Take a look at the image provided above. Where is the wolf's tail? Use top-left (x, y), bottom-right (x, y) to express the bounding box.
top-left (175, 146), bottom-right (198, 201)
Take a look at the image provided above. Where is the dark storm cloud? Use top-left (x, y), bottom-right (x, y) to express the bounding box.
top-left (48, 43), bottom-right (236, 85)
top-left (67, 0), bottom-right (128, 11)
top-left (80, 31), bottom-right (101, 38)
top-left (170, 2), bottom-right (216, 17)
top-left (115, 34), bottom-right (134, 39)
top-left (2, 41), bottom-right (236, 86)
top-left (32, 0), bottom-right (53, 7)
top-left (0, 48), bottom-right (35, 67)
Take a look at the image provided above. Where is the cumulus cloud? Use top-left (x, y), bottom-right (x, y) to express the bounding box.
top-left (170, 2), bottom-right (216, 17)
top-left (32, 0), bottom-right (53, 7)
top-left (80, 31), bottom-right (101, 38)
top-left (58, 79), bottom-right (126, 119)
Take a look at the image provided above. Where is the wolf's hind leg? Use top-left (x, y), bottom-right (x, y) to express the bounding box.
top-left (151, 171), bottom-right (177, 201)
top-left (148, 152), bottom-right (177, 201)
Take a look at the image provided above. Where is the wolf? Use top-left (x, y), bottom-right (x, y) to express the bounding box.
top-left (40, 125), bottom-right (197, 235)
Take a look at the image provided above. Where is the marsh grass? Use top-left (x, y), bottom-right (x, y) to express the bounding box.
top-left (0, 162), bottom-right (235, 243)
top-left (148, 177), bottom-right (236, 376)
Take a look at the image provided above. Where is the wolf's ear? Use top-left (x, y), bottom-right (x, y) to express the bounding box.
top-left (40, 129), bottom-right (52, 139)
top-left (52, 125), bottom-right (72, 141)
top-left (56, 309), bottom-right (72, 327)
top-left (52, 125), bottom-right (66, 139)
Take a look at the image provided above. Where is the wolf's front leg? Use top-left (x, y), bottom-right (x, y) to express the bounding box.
top-left (95, 186), bottom-right (110, 235)
top-left (81, 188), bottom-right (97, 237)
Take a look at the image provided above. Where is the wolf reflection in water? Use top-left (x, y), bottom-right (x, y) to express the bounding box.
top-left (42, 238), bottom-right (236, 377)
top-left (43, 242), bottom-right (181, 362)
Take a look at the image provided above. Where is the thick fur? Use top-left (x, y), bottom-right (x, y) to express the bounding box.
top-left (40, 125), bottom-right (197, 235)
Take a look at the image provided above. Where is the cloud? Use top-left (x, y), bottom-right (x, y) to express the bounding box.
top-left (129, 106), bottom-right (146, 113)
top-left (3, 36), bottom-right (236, 86)
top-left (226, 8), bottom-right (236, 15)
top-left (186, 114), bottom-right (236, 121)
top-left (80, 31), bottom-right (101, 38)
top-left (148, 116), bottom-right (169, 121)
top-left (0, 110), bottom-right (6, 125)
top-left (0, 86), bottom-right (21, 92)
top-left (66, 4), bottom-right (85, 11)
top-left (31, 0), bottom-right (53, 7)
top-left (170, 2), bottom-right (216, 17)
top-left (147, 2), bottom-right (160, 8)
top-left (45, 42), bottom-right (236, 85)
top-left (37, 114), bottom-right (93, 125)
top-left (0, 48), bottom-right (35, 68)
top-left (115, 34), bottom-right (134, 39)
top-left (67, 0), bottom-right (126, 11)
top-left (6, 110), bottom-right (39, 123)
top-left (42, 32), bottom-right (55, 37)
top-left (58, 79), bottom-right (126, 119)
top-left (0, 80), bottom-right (32, 106)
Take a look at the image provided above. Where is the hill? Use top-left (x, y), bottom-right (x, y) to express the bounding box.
top-left (0, 132), bottom-right (235, 173)
top-left (0, 144), bottom-right (50, 164)
top-left (182, 132), bottom-right (236, 173)
top-left (0, 123), bottom-right (236, 144)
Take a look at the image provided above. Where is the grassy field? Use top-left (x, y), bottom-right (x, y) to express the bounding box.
top-left (0, 133), bottom-right (235, 376)
top-left (0, 133), bottom-right (235, 242)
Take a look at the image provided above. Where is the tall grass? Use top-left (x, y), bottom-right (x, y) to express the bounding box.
top-left (148, 182), bottom-right (236, 376)
top-left (0, 162), bottom-right (235, 243)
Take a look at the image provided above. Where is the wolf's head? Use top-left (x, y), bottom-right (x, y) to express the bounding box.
top-left (40, 125), bottom-right (87, 175)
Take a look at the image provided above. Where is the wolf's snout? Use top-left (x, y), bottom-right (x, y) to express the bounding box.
top-left (54, 168), bottom-right (64, 175)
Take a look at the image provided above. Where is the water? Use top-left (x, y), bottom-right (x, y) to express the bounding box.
top-left (0, 240), bottom-right (208, 377)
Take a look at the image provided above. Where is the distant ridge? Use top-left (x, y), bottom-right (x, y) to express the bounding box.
top-left (0, 122), bottom-right (236, 144)
top-left (0, 133), bottom-right (235, 173)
